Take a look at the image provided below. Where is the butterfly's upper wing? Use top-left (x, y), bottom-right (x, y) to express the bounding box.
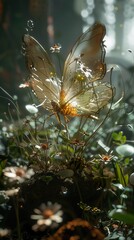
top-left (62, 23), bottom-right (106, 90)
top-left (23, 34), bottom-right (60, 110)
top-left (61, 23), bottom-right (113, 116)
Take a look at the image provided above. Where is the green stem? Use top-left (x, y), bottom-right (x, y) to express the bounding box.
top-left (13, 195), bottom-right (22, 240)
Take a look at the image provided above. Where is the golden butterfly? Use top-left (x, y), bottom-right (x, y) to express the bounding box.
top-left (22, 23), bottom-right (113, 120)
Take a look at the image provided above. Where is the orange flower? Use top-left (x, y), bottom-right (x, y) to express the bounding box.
top-left (99, 154), bottom-right (113, 163)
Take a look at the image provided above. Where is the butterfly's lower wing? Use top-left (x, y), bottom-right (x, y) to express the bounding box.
top-left (75, 84), bottom-right (113, 116)
top-left (63, 81), bottom-right (113, 118)
top-left (23, 35), bottom-right (60, 110)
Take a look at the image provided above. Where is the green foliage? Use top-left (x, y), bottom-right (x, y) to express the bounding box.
top-left (112, 131), bottom-right (126, 145)
top-left (109, 208), bottom-right (134, 225)
top-left (0, 87), bottom-right (134, 240)
top-left (114, 162), bottom-right (128, 187)
top-left (0, 160), bottom-right (6, 177)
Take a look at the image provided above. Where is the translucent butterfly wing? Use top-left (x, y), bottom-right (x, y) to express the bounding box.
top-left (62, 23), bottom-right (106, 91)
top-left (23, 24), bottom-right (113, 118)
top-left (68, 83), bottom-right (113, 116)
top-left (61, 23), bottom-right (113, 117)
top-left (23, 34), bottom-right (60, 110)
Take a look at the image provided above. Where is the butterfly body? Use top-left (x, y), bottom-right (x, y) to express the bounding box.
top-left (51, 100), bottom-right (77, 117)
top-left (23, 23), bottom-right (113, 119)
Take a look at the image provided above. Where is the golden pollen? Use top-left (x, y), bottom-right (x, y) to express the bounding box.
top-left (76, 73), bottom-right (86, 81)
top-left (50, 72), bottom-right (54, 76)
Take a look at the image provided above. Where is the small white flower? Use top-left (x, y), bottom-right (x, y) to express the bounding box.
top-left (0, 228), bottom-right (11, 237)
top-left (3, 166), bottom-right (34, 183)
top-left (35, 145), bottom-right (41, 149)
top-left (50, 43), bottom-right (61, 53)
top-left (13, 95), bottom-right (18, 100)
top-left (31, 202), bottom-right (63, 231)
top-left (2, 126), bottom-right (7, 132)
top-left (19, 82), bottom-right (30, 88)
top-left (25, 104), bottom-right (38, 114)
top-left (5, 188), bottom-right (20, 196)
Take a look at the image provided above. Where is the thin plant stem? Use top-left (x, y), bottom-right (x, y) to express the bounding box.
top-left (13, 195), bottom-right (22, 240)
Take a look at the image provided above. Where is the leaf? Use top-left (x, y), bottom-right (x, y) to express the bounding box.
top-left (0, 160), bottom-right (6, 176)
top-left (124, 157), bottom-right (130, 165)
top-left (40, 175), bottom-right (53, 184)
top-left (112, 183), bottom-right (124, 190)
top-left (124, 174), bottom-right (129, 185)
top-left (109, 209), bottom-right (134, 225)
top-left (115, 162), bottom-right (127, 187)
top-left (104, 232), bottom-right (120, 240)
top-left (58, 169), bottom-right (74, 178)
top-left (112, 131), bottom-right (126, 145)
top-left (58, 144), bottom-right (74, 154)
top-left (116, 144), bottom-right (134, 157)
